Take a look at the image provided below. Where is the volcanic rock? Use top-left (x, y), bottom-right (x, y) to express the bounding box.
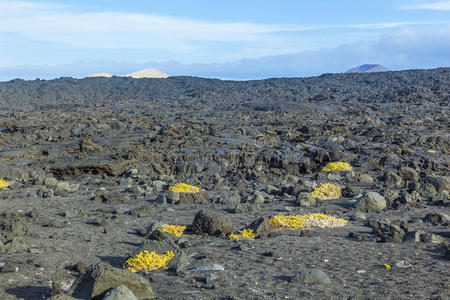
top-left (192, 210), bottom-right (232, 236)
top-left (69, 263), bottom-right (154, 299)
top-left (355, 192), bottom-right (386, 212)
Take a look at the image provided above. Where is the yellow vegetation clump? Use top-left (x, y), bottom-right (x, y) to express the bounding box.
top-left (322, 161), bottom-right (352, 172)
top-left (269, 213), bottom-right (347, 230)
top-left (229, 229), bottom-right (256, 240)
top-left (159, 224), bottom-right (187, 237)
top-left (0, 180), bottom-right (9, 189)
top-left (310, 183), bottom-right (342, 200)
top-left (169, 183), bottom-right (201, 193)
top-left (125, 250), bottom-right (174, 272)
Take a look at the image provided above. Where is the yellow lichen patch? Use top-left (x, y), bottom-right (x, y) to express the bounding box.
top-left (269, 213), bottom-right (347, 230)
top-left (322, 161), bottom-right (352, 172)
top-left (229, 229), bottom-right (256, 240)
top-left (0, 180), bottom-right (9, 189)
top-left (159, 224), bottom-right (187, 237)
top-left (310, 183), bottom-right (342, 200)
top-left (427, 149), bottom-right (436, 153)
top-left (169, 183), bottom-right (201, 193)
top-left (125, 250), bottom-right (174, 272)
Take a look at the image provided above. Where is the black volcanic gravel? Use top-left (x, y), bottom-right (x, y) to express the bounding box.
top-left (0, 68), bottom-right (448, 300)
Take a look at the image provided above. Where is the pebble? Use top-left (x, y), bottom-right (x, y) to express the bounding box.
top-left (393, 260), bottom-right (411, 268)
top-left (188, 264), bottom-right (225, 272)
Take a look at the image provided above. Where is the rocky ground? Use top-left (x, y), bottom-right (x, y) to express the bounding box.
top-left (0, 68), bottom-right (449, 299)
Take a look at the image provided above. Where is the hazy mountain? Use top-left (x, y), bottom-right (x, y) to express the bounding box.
top-left (345, 64), bottom-right (390, 73)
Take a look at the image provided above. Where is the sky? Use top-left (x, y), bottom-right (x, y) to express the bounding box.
top-left (0, 0), bottom-right (449, 80)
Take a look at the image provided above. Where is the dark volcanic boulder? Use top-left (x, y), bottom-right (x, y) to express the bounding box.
top-left (355, 192), bottom-right (386, 212)
top-left (192, 210), bottom-right (232, 236)
top-left (0, 214), bottom-right (29, 252)
top-left (69, 263), bottom-right (154, 299)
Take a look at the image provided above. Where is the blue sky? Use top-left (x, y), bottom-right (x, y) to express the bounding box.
top-left (0, 0), bottom-right (449, 80)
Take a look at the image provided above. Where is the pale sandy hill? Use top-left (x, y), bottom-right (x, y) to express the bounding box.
top-left (85, 72), bottom-right (113, 78)
top-left (122, 68), bottom-right (169, 79)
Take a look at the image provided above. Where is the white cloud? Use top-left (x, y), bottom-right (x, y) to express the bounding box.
top-left (1, 0), bottom-right (449, 64)
top-left (401, 1), bottom-right (450, 10)
top-left (1, 26), bottom-right (449, 81)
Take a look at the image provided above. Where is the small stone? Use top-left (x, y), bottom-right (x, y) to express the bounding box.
top-left (423, 212), bottom-right (450, 225)
top-left (37, 187), bottom-right (54, 198)
top-left (155, 194), bottom-right (167, 204)
top-left (291, 268), bottom-right (331, 284)
top-left (205, 272), bottom-right (219, 284)
top-left (342, 186), bottom-right (362, 198)
top-left (152, 180), bottom-right (166, 192)
top-left (101, 285), bottom-right (138, 300)
top-left (358, 174), bottom-right (374, 184)
top-left (44, 176), bottom-right (58, 186)
top-left (234, 202), bottom-right (259, 214)
top-left (393, 260), bottom-right (411, 268)
top-left (0, 262), bottom-right (18, 273)
top-left (247, 217), bottom-right (272, 237)
top-left (399, 167), bottom-right (419, 182)
top-left (188, 264), bottom-right (225, 272)
top-left (350, 211), bottom-right (366, 221)
top-left (296, 192), bottom-right (316, 206)
top-left (73, 261), bottom-right (89, 273)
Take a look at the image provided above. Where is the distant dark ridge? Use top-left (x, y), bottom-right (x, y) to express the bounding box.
top-left (345, 64), bottom-right (390, 73)
top-left (0, 67), bottom-right (449, 108)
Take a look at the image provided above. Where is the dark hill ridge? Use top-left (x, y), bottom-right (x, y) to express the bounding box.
top-left (0, 67), bottom-right (449, 108)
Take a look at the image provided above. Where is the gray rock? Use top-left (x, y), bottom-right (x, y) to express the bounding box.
top-left (56, 181), bottom-right (72, 192)
top-left (247, 217), bottom-right (272, 237)
top-left (297, 192), bottom-right (316, 206)
top-left (96, 191), bottom-right (127, 204)
top-left (101, 285), bottom-right (138, 300)
top-left (393, 260), bottom-right (411, 269)
top-left (249, 192), bottom-right (265, 204)
top-left (342, 186), bottom-right (362, 198)
top-left (69, 263), bottom-right (154, 299)
top-left (234, 202), bottom-right (259, 214)
top-left (177, 191), bottom-right (210, 204)
top-left (427, 175), bottom-right (450, 192)
top-left (205, 272), bottom-right (219, 284)
top-left (188, 264), bottom-right (225, 272)
top-left (129, 206), bottom-right (153, 218)
top-left (357, 173), bottom-right (374, 184)
top-left (152, 180), bottom-right (166, 192)
top-left (192, 210), bottom-right (232, 236)
top-left (404, 231), bottom-right (443, 243)
top-left (399, 167), bottom-right (419, 182)
top-left (155, 194), bottom-right (167, 204)
top-left (291, 268), bottom-right (331, 284)
top-left (44, 176), bottom-right (58, 186)
top-left (217, 194), bottom-right (240, 204)
top-left (37, 187), bottom-right (54, 198)
top-left (350, 211), bottom-right (366, 221)
top-left (0, 214), bottom-right (29, 252)
top-left (423, 212), bottom-right (450, 225)
top-left (384, 171), bottom-right (402, 188)
top-left (355, 192), bottom-right (386, 212)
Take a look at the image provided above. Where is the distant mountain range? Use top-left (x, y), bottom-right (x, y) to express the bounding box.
top-left (345, 64), bottom-right (390, 73)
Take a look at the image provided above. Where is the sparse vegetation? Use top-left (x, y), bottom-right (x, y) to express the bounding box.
top-left (125, 250), bottom-right (175, 272)
top-left (310, 183), bottom-right (342, 200)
